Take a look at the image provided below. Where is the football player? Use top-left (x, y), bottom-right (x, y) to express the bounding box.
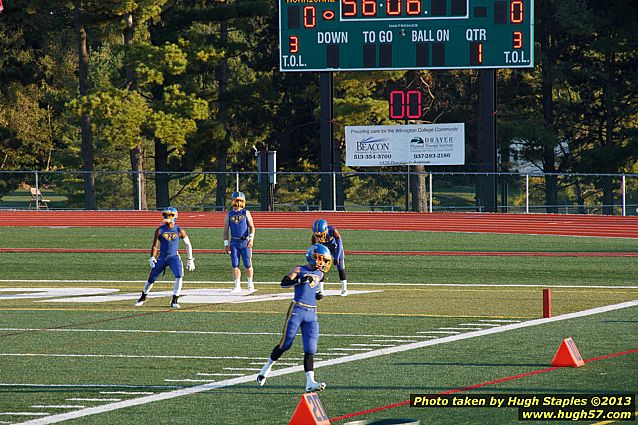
top-left (311, 218), bottom-right (348, 296)
top-left (257, 244), bottom-right (332, 392)
top-left (135, 207), bottom-right (195, 309)
top-left (223, 191), bottom-right (256, 293)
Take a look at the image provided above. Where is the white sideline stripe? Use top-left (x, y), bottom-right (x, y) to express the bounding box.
top-left (478, 319), bottom-right (521, 323)
top-left (316, 352), bottom-right (350, 356)
top-left (196, 373), bottom-right (243, 377)
top-left (373, 339), bottom-right (419, 343)
top-left (222, 368), bottom-right (261, 371)
top-left (19, 301), bottom-right (638, 425)
top-left (2, 279), bottom-right (637, 289)
top-left (458, 323), bottom-right (502, 327)
top-left (0, 354), bottom-right (270, 361)
top-left (328, 348), bottom-right (370, 351)
top-left (0, 328), bottom-right (436, 339)
top-left (0, 384), bottom-right (178, 389)
top-left (100, 392), bottom-right (154, 395)
top-left (163, 379), bottom-right (213, 383)
top-left (438, 327), bottom-right (484, 331)
top-left (0, 412), bottom-right (50, 416)
top-left (66, 399), bottom-right (120, 402)
top-left (249, 362), bottom-right (299, 366)
top-left (31, 406), bottom-right (85, 409)
top-left (349, 344), bottom-right (395, 347)
top-left (417, 331), bottom-right (460, 334)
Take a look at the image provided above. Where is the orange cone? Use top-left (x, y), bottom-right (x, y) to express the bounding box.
top-left (288, 393), bottom-right (330, 425)
top-left (551, 337), bottom-right (585, 367)
top-left (289, 392), bottom-right (330, 425)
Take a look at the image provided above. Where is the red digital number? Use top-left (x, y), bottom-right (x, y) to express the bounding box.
top-left (389, 90), bottom-right (422, 120)
top-left (386, 0), bottom-right (400, 15)
top-left (362, 0), bottom-right (376, 16)
top-left (510, 0), bottom-right (523, 23)
top-left (289, 36), bottom-right (299, 53)
top-left (303, 6), bottom-right (316, 28)
top-left (406, 90), bottom-right (421, 119)
top-left (342, 0), bottom-right (356, 16)
top-left (477, 42), bottom-right (483, 63)
top-left (389, 90), bottom-right (405, 119)
top-left (406, 0), bottom-right (421, 15)
top-left (513, 31), bottom-right (522, 49)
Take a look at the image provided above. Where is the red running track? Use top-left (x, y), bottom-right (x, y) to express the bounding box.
top-left (3, 211), bottom-right (638, 238)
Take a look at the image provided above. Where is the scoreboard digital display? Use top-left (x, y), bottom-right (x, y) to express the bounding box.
top-left (279, 0), bottom-right (534, 71)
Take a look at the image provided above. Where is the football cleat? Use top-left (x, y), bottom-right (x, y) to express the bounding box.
top-left (247, 285), bottom-right (256, 294)
top-left (315, 292), bottom-right (324, 300)
top-left (340, 290), bottom-right (348, 297)
top-left (256, 374), bottom-right (267, 387)
top-left (230, 287), bottom-right (243, 294)
top-left (305, 381), bottom-right (326, 393)
top-left (170, 302), bottom-right (180, 309)
top-left (134, 292), bottom-right (147, 307)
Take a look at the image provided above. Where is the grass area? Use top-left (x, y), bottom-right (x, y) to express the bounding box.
top-left (0, 227), bottom-right (636, 424)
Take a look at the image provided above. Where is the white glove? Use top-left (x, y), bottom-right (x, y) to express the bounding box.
top-left (149, 257), bottom-right (157, 269)
top-left (186, 258), bottom-right (195, 272)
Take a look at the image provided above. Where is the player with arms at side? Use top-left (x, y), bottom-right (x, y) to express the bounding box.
top-left (135, 207), bottom-right (195, 308)
top-left (223, 191), bottom-right (256, 293)
top-left (312, 218), bottom-right (348, 297)
top-left (257, 244), bottom-right (332, 392)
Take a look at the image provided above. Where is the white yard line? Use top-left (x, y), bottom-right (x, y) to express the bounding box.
top-left (100, 392), bottom-right (153, 395)
top-left (31, 406), bottom-right (85, 409)
top-left (0, 328), bottom-right (442, 339)
top-left (1, 280), bottom-right (637, 289)
top-left (417, 330), bottom-right (460, 334)
top-left (65, 398), bottom-right (120, 402)
top-left (0, 413), bottom-right (50, 416)
top-left (15, 300), bottom-right (638, 425)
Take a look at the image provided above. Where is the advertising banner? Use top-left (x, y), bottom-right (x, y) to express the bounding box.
top-left (345, 123), bottom-right (465, 167)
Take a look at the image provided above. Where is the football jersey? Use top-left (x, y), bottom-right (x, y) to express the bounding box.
top-left (322, 226), bottom-right (340, 255)
top-left (158, 224), bottom-right (181, 258)
top-left (293, 265), bottom-right (324, 307)
top-left (228, 209), bottom-right (249, 239)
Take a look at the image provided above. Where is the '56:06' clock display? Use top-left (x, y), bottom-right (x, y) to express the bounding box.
top-left (280, 0), bottom-right (534, 71)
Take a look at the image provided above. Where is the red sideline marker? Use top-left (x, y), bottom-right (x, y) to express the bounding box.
top-left (543, 288), bottom-right (551, 318)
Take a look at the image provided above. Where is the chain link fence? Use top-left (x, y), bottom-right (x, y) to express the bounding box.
top-left (1, 170), bottom-right (636, 215)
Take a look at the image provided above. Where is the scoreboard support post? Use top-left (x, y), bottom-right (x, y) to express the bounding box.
top-left (477, 69), bottom-right (497, 212)
top-left (320, 72), bottom-right (335, 211)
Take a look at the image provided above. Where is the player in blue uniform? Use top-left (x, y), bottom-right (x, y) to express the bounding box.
top-left (135, 207), bottom-right (195, 308)
top-left (312, 218), bottom-right (348, 296)
top-left (256, 244), bottom-right (332, 392)
top-left (223, 191), bottom-right (256, 293)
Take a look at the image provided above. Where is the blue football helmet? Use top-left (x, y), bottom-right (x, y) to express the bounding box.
top-left (162, 206), bottom-right (178, 224)
top-left (306, 244), bottom-right (332, 273)
top-left (231, 191), bottom-right (246, 209)
top-left (312, 219), bottom-right (329, 243)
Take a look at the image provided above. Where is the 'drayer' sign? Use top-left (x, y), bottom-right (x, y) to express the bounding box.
top-left (345, 123), bottom-right (465, 166)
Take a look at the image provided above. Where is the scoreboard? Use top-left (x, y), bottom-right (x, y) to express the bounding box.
top-left (279, 0), bottom-right (534, 71)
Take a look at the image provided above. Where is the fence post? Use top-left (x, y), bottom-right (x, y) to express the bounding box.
top-left (35, 170), bottom-right (40, 211)
top-left (236, 172), bottom-right (240, 192)
top-left (429, 173), bottom-right (433, 213)
top-left (622, 174), bottom-right (626, 217)
top-left (137, 172), bottom-right (142, 211)
top-left (332, 171), bottom-right (337, 211)
top-left (525, 174), bottom-right (529, 214)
